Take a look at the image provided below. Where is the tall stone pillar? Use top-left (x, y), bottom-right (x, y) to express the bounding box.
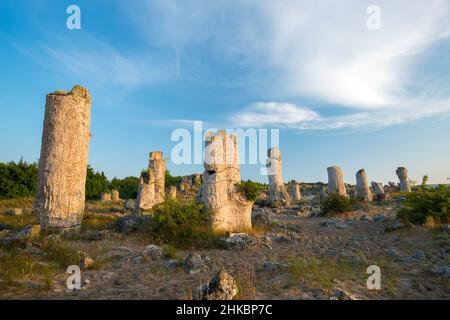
top-left (111, 190), bottom-right (120, 202)
top-left (290, 181), bottom-right (302, 203)
top-left (135, 151), bottom-right (166, 213)
top-left (169, 186), bottom-right (177, 199)
top-left (198, 131), bottom-right (253, 232)
top-left (266, 148), bottom-right (291, 207)
top-left (34, 85), bottom-right (91, 231)
top-left (327, 166), bottom-right (347, 196)
top-left (356, 169), bottom-right (372, 201)
top-left (396, 167), bottom-right (411, 192)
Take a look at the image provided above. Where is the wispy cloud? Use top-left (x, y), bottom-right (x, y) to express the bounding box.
top-left (233, 99), bottom-right (450, 130)
top-left (132, 0), bottom-right (450, 129)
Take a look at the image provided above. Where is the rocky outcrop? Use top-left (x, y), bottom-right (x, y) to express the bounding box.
top-left (135, 151), bottom-right (166, 213)
top-left (327, 166), bottom-right (347, 196)
top-left (356, 169), bottom-right (372, 201)
top-left (371, 182), bottom-right (388, 201)
top-left (396, 167), bottom-right (411, 192)
top-left (193, 270), bottom-right (238, 300)
top-left (266, 148), bottom-right (291, 207)
top-left (34, 85), bottom-right (91, 231)
top-left (197, 131), bottom-right (253, 233)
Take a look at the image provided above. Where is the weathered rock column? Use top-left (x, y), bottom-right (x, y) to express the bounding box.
top-left (356, 169), bottom-right (372, 201)
top-left (198, 131), bottom-right (253, 232)
top-left (111, 190), bottom-right (120, 202)
top-left (266, 148), bottom-right (291, 207)
top-left (371, 182), bottom-right (385, 195)
top-left (34, 85), bottom-right (91, 231)
top-left (289, 181), bottom-right (302, 203)
top-left (327, 166), bottom-right (347, 196)
top-left (396, 167), bottom-right (411, 192)
top-left (100, 192), bottom-right (111, 202)
top-left (169, 186), bottom-right (177, 199)
top-left (135, 151), bottom-right (166, 213)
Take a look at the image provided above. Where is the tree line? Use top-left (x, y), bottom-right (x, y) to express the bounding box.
top-left (0, 160), bottom-right (182, 200)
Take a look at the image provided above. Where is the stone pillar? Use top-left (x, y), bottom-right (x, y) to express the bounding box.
top-left (396, 167), bottom-right (411, 192)
top-left (169, 186), bottom-right (177, 199)
top-left (356, 169), bottom-right (372, 201)
top-left (111, 190), bottom-right (120, 202)
top-left (34, 85), bottom-right (91, 231)
top-left (135, 151), bottom-right (166, 213)
top-left (266, 148), bottom-right (291, 207)
top-left (289, 181), bottom-right (302, 203)
top-left (198, 131), bottom-right (253, 232)
top-left (100, 192), bottom-right (111, 202)
top-left (371, 182), bottom-right (385, 195)
top-left (327, 166), bottom-right (347, 196)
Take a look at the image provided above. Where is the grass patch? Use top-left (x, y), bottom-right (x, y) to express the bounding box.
top-left (432, 231), bottom-right (450, 248)
top-left (39, 239), bottom-right (83, 269)
top-left (81, 213), bottom-right (119, 232)
top-left (235, 264), bottom-right (257, 300)
top-left (0, 197), bottom-right (34, 213)
top-left (0, 249), bottom-right (55, 292)
top-left (0, 213), bottom-right (36, 230)
top-left (287, 256), bottom-right (365, 293)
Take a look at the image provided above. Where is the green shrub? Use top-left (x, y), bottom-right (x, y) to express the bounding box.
top-left (147, 199), bottom-right (218, 249)
top-left (321, 193), bottom-right (352, 216)
top-left (398, 184), bottom-right (450, 225)
top-left (235, 180), bottom-right (263, 201)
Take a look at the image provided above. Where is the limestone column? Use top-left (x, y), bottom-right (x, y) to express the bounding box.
top-left (356, 169), bottom-right (372, 201)
top-left (396, 167), bottom-right (411, 192)
top-left (290, 181), bottom-right (302, 203)
top-left (266, 148), bottom-right (291, 206)
top-left (34, 85), bottom-right (91, 231)
top-left (135, 151), bottom-right (166, 213)
top-left (169, 186), bottom-right (177, 199)
top-left (198, 131), bottom-right (253, 232)
top-left (111, 190), bottom-right (120, 202)
top-left (371, 182), bottom-right (385, 196)
top-left (100, 192), bottom-right (111, 202)
top-left (327, 166), bottom-right (347, 196)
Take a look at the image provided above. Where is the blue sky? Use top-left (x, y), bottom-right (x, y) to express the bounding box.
top-left (1, 0), bottom-right (450, 184)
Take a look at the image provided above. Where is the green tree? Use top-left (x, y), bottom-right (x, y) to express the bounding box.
top-left (0, 159), bottom-right (38, 199)
top-left (110, 176), bottom-right (140, 199)
top-left (165, 170), bottom-right (182, 187)
top-left (85, 165), bottom-right (110, 200)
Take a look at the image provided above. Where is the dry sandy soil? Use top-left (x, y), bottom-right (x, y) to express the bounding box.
top-left (0, 199), bottom-right (449, 300)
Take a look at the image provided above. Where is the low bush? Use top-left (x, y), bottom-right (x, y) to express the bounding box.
top-left (235, 180), bottom-right (263, 202)
top-left (398, 183), bottom-right (450, 225)
top-left (321, 193), bottom-right (352, 216)
top-left (147, 199), bottom-right (219, 249)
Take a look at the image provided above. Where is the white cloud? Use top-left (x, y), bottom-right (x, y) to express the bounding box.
top-left (134, 0), bottom-right (450, 129)
top-left (233, 99), bottom-right (450, 130)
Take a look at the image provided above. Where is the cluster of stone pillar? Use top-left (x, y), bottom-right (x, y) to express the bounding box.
top-left (33, 85), bottom-right (415, 233)
top-left (135, 151), bottom-right (166, 213)
top-left (266, 148), bottom-right (292, 207)
top-left (197, 131), bottom-right (253, 233)
top-left (34, 85), bottom-right (91, 231)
